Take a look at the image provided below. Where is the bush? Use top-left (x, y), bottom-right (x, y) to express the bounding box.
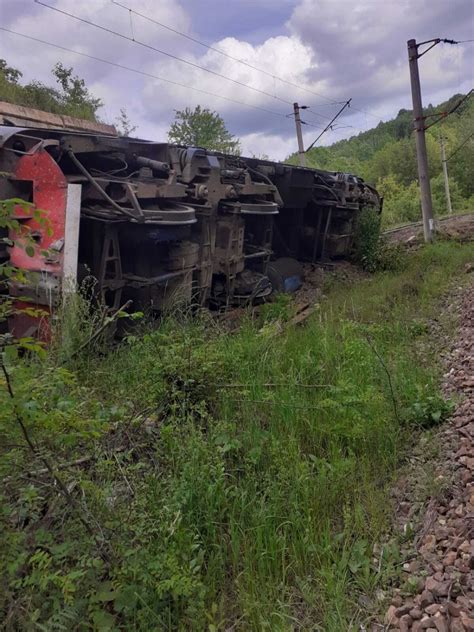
top-left (352, 207), bottom-right (382, 271)
top-left (377, 173), bottom-right (473, 228)
top-left (375, 240), bottom-right (407, 272)
top-left (352, 208), bottom-right (406, 272)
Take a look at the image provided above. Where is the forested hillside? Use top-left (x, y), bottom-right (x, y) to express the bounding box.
top-left (288, 94), bottom-right (474, 225)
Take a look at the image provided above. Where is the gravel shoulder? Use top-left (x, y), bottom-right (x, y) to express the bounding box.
top-left (384, 213), bottom-right (474, 245)
top-left (376, 280), bottom-right (474, 632)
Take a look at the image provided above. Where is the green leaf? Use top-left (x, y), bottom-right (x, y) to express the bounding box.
top-left (94, 581), bottom-right (115, 603)
top-left (91, 609), bottom-right (115, 630)
top-left (7, 198), bottom-right (34, 207)
top-left (25, 244), bottom-right (35, 258)
top-left (114, 586), bottom-right (138, 612)
top-left (3, 345), bottom-right (19, 363)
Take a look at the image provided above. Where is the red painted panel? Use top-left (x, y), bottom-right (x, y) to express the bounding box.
top-left (8, 149), bottom-right (68, 339)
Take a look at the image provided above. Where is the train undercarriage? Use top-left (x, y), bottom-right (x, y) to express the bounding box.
top-left (0, 118), bottom-right (381, 339)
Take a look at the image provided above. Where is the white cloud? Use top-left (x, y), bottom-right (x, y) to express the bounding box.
top-left (1, 0), bottom-right (472, 160)
top-left (240, 131), bottom-right (297, 161)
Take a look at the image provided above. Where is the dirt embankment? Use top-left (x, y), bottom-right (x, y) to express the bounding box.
top-left (384, 213), bottom-right (474, 246)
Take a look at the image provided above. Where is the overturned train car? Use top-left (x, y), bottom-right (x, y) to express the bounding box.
top-left (0, 125), bottom-right (380, 337)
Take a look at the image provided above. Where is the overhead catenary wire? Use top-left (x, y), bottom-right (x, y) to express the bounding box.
top-left (423, 88), bottom-right (473, 131)
top-left (32, 0), bottom-right (383, 133)
top-left (305, 99), bottom-right (352, 152)
top-left (332, 37), bottom-right (471, 124)
top-left (0, 28), bottom-right (292, 120)
top-left (111, 0), bottom-right (382, 124)
top-left (284, 111), bottom-right (324, 130)
top-left (37, 0), bottom-right (366, 135)
top-left (34, 0), bottom-right (297, 108)
top-left (445, 131), bottom-right (474, 161)
top-left (301, 120), bottom-right (325, 129)
top-left (308, 103), bottom-right (379, 123)
top-left (111, 0), bottom-right (339, 107)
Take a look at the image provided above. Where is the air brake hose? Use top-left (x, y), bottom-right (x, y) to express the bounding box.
top-left (66, 149), bottom-right (141, 221)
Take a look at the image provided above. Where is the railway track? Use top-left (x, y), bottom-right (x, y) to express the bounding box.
top-left (383, 212), bottom-right (474, 241)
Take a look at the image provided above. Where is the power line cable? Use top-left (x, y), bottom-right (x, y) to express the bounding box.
top-left (111, 0), bottom-right (341, 108)
top-left (111, 0), bottom-right (382, 123)
top-left (0, 28), bottom-right (293, 120)
top-left (305, 99), bottom-right (352, 151)
top-left (424, 89), bottom-right (473, 130)
top-left (301, 119), bottom-right (324, 129)
top-left (445, 131), bottom-right (474, 161)
top-left (308, 103), bottom-right (379, 122)
top-left (33, 0), bottom-right (382, 127)
top-left (35, 0), bottom-right (297, 108)
top-left (284, 110), bottom-right (325, 130)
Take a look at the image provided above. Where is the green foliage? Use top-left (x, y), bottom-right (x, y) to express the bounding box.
top-left (258, 293), bottom-right (294, 324)
top-left (0, 198), bottom-right (51, 336)
top-left (168, 105), bottom-right (241, 154)
top-left (1, 241), bottom-right (473, 629)
top-left (402, 389), bottom-right (454, 429)
top-left (375, 241), bottom-right (407, 273)
top-left (52, 63), bottom-right (102, 119)
top-left (288, 94), bottom-right (474, 226)
top-left (377, 175), bottom-right (421, 226)
top-left (115, 107), bottom-right (138, 137)
top-left (368, 134), bottom-right (440, 186)
top-left (0, 58), bottom-right (102, 121)
top-left (352, 207), bottom-right (382, 270)
top-left (430, 172), bottom-right (468, 216)
top-left (0, 59), bottom-right (22, 84)
top-left (352, 207), bottom-right (405, 272)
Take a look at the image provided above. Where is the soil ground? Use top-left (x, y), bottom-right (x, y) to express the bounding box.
top-left (384, 213), bottom-right (474, 246)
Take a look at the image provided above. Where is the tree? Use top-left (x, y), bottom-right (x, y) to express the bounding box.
top-left (0, 59), bottom-right (22, 84)
top-left (168, 105), bottom-right (241, 154)
top-left (115, 108), bottom-right (138, 137)
top-left (52, 63), bottom-right (102, 119)
top-left (0, 58), bottom-right (102, 122)
top-left (376, 174), bottom-right (421, 225)
top-left (367, 135), bottom-right (440, 186)
top-left (430, 173), bottom-right (465, 216)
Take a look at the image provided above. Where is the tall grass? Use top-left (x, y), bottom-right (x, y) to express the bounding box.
top-left (1, 241), bottom-right (472, 630)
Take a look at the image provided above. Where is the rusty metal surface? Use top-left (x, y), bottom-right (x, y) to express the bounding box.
top-left (0, 101), bottom-right (117, 136)
top-left (0, 123), bottom-right (382, 334)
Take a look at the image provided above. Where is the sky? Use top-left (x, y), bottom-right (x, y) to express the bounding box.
top-left (0, 0), bottom-right (473, 160)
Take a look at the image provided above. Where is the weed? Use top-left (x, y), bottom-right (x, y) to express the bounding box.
top-left (375, 240), bottom-right (407, 272)
top-left (1, 240), bottom-right (473, 630)
top-left (402, 388), bottom-right (454, 429)
top-left (353, 207), bottom-right (407, 272)
top-left (353, 207), bottom-right (382, 271)
top-left (258, 293), bottom-right (294, 325)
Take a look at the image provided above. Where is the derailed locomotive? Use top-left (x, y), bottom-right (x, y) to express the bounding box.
top-left (0, 118), bottom-right (380, 338)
